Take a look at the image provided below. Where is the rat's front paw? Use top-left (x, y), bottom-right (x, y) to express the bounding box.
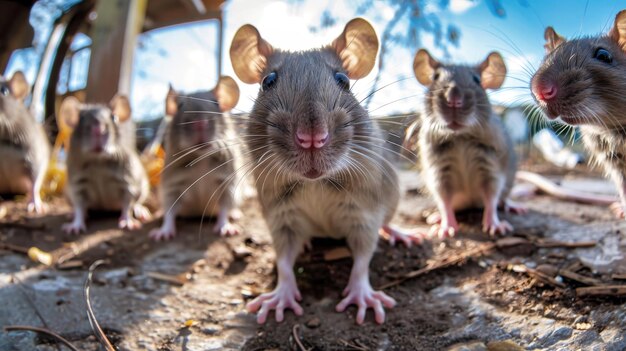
top-left (62, 220), bottom-right (86, 235)
top-left (133, 204), bottom-right (152, 222)
top-left (149, 227), bottom-right (176, 241)
top-left (246, 284), bottom-right (303, 324)
top-left (27, 200), bottom-right (47, 214)
top-left (429, 222), bottom-right (458, 239)
top-left (213, 221), bottom-right (239, 236)
top-left (336, 281), bottom-right (396, 325)
top-left (119, 216), bottom-right (142, 230)
top-left (482, 217), bottom-right (512, 236)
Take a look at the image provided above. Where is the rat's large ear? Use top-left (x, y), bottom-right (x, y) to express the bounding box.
top-left (165, 84), bottom-right (178, 116)
top-left (544, 27), bottom-right (565, 53)
top-left (110, 94), bottom-right (131, 122)
top-left (478, 52), bottom-right (506, 90)
top-left (8, 71), bottom-right (30, 102)
top-left (610, 10), bottom-right (626, 50)
top-left (331, 18), bottom-right (379, 79)
top-left (58, 96), bottom-right (81, 131)
top-left (230, 24), bottom-right (274, 84)
top-left (214, 76), bottom-right (240, 112)
top-left (412, 49), bottom-right (439, 86)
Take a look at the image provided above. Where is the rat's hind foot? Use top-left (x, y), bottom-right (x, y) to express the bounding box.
top-left (149, 225), bottom-right (176, 241)
top-left (246, 282), bottom-right (303, 324)
top-left (336, 277), bottom-right (396, 325)
top-left (379, 225), bottom-right (425, 247)
top-left (213, 221), bottom-right (239, 236)
top-left (119, 214), bottom-right (142, 230)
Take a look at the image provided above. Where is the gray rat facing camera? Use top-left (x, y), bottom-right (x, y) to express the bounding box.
top-left (412, 49), bottom-right (526, 239)
top-left (149, 76), bottom-right (242, 241)
top-left (59, 96), bottom-right (150, 234)
top-left (0, 71), bottom-right (50, 213)
top-left (230, 18), bottom-right (414, 325)
top-left (531, 9), bottom-right (626, 219)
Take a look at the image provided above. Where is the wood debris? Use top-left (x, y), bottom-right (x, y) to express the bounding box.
top-left (576, 285), bottom-right (626, 297)
top-left (147, 271), bottom-right (188, 286)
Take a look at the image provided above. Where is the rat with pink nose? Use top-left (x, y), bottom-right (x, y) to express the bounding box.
top-left (230, 18), bottom-right (418, 325)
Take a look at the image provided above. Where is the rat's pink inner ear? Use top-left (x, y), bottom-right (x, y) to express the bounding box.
top-left (413, 49), bottom-right (438, 86)
top-left (110, 94), bottom-right (131, 122)
top-left (331, 18), bottom-right (379, 80)
top-left (610, 9), bottom-right (626, 50)
top-left (8, 71), bottom-right (30, 102)
top-left (58, 96), bottom-right (81, 131)
top-left (230, 24), bottom-right (274, 84)
top-left (479, 52), bottom-right (507, 90)
top-left (544, 27), bottom-right (565, 53)
top-left (214, 75), bottom-right (240, 112)
top-left (165, 84), bottom-right (178, 116)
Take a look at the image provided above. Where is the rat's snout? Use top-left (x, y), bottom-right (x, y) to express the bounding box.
top-left (295, 128), bottom-right (329, 150)
top-left (532, 79), bottom-right (558, 102)
top-left (445, 86), bottom-right (464, 109)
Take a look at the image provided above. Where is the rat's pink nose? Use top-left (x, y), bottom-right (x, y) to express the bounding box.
top-left (533, 82), bottom-right (558, 101)
top-left (296, 130), bottom-right (329, 149)
top-left (447, 96), bottom-right (463, 109)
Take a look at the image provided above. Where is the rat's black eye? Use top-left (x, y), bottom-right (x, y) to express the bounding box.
top-left (594, 48), bottom-right (612, 64)
top-left (334, 72), bottom-right (350, 90)
top-left (262, 72), bottom-right (277, 91)
top-left (472, 74), bottom-right (481, 85)
top-left (0, 86), bottom-right (9, 96)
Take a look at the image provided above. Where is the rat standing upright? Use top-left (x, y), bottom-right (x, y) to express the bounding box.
top-left (60, 96), bottom-right (150, 233)
top-left (531, 10), bottom-right (626, 219)
top-left (149, 76), bottom-right (242, 240)
top-left (230, 18), bottom-right (414, 325)
top-left (0, 71), bottom-right (50, 213)
top-left (413, 49), bottom-right (524, 238)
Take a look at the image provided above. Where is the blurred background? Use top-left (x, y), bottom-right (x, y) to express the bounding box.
top-left (2, 0), bottom-right (622, 151)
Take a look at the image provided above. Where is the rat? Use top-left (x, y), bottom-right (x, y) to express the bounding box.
top-left (412, 49), bottom-right (525, 238)
top-left (109, 94), bottom-right (137, 151)
top-left (229, 18), bottom-right (419, 325)
top-left (531, 9), bottom-right (626, 219)
top-left (149, 76), bottom-right (243, 240)
top-left (0, 71), bottom-right (50, 213)
top-left (59, 96), bottom-right (150, 233)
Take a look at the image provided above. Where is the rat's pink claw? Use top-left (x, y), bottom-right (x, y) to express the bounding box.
top-left (336, 280), bottom-right (396, 325)
top-left (247, 283), bottom-right (303, 324)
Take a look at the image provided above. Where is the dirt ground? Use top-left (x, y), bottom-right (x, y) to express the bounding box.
top-left (0, 160), bottom-right (625, 350)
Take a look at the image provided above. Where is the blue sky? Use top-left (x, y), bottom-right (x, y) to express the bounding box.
top-left (5, 0), bottom-right (626, 120)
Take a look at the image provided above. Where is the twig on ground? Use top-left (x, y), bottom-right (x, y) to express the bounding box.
top-left (85, 259), bottom-right (116, 351)
top-left (292, 324), bottom-right (309, 351)
top-left (338, 338), bottom-right (368, 351)
top-left (612, 273), bottom-right (626, 280)
top-left (146, 271), bottom-right (187, 286)
top-left (576, 285), bottom-right (626, 297)
top-left (378, 242), bottom-right (496, 290)
top-left (534, 239), bottom-right (597, 248)
top-left (0, 242), bottom-right (30, 254)
top-left (506, 263), bottom-right (566, 289)
top-left (559, 269), bottom-right (604, 286)
top-left (3, 325), bottom-right (80, 351)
